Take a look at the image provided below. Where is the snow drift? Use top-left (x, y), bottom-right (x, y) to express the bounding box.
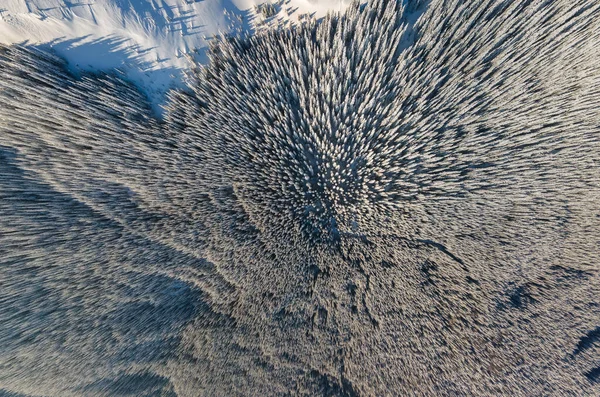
top-left (1, 0), bottom-right (600, 395)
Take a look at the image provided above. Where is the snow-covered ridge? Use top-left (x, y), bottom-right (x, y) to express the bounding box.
top-left (0, 0), bottom-right (353, 112)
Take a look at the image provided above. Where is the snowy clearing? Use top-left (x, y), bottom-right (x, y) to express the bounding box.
top-left (0, 0), bottom-right (353, 112)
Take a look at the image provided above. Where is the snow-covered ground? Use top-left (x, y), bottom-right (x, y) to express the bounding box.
top-left (0, 0), bottom-right (352, 112)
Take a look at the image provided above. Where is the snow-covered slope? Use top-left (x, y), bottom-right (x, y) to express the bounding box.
top-left (0, 0), bottom-right (351, 112)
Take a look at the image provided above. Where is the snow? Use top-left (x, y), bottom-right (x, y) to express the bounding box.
top-left (0, 0), bottom-right (353, 113)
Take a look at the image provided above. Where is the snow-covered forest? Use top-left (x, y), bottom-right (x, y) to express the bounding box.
top-left (1, 0), bottom-right (600, 396)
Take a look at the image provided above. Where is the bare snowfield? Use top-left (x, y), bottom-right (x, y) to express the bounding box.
top-left (0, 0), bottom-right (351, 111)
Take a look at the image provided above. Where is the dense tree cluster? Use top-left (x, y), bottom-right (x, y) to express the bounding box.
top-left (1, 0), bottom-right (599, 395)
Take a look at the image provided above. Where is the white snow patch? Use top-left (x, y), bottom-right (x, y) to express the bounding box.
top-left (0, 0), bottom-right (354, 113)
